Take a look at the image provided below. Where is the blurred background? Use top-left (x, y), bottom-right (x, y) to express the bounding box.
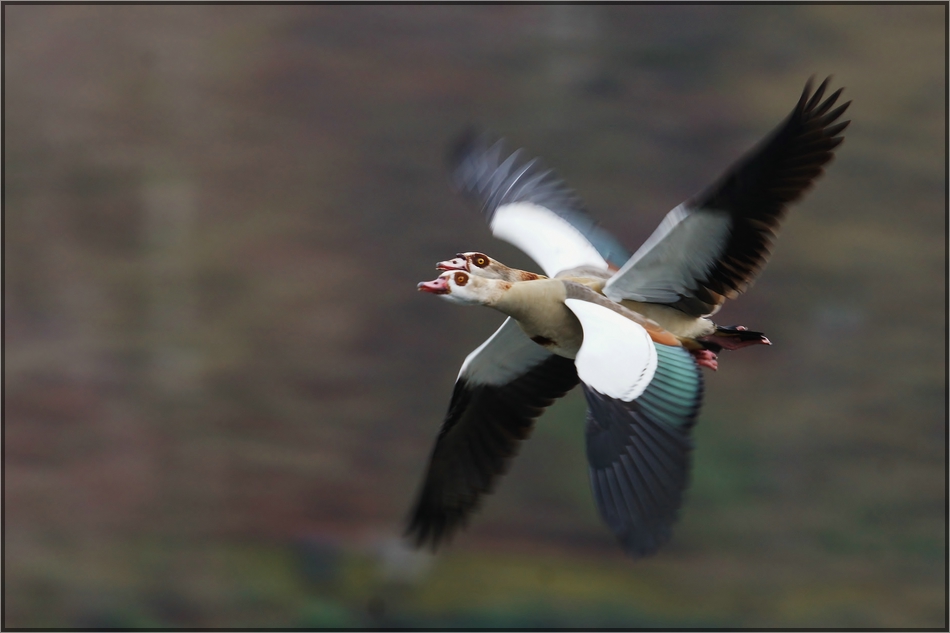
top-left (4, 4), bottom-right (945, 628)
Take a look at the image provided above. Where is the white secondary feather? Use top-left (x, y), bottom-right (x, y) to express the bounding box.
top-left (491, 202), bottom-right (609, 277)
top-left (563, 299), bottom-right (658, 402)
top-left (458, 317), bottom-right (553, 386)
top-left (603, 203), bottom-right (732, 309)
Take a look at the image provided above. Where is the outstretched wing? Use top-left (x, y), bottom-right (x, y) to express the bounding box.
top-left (449, 129), bottom-right (631, 276)
top-left (405, 318), bottom-right (579, 549)
top-left (604, 77), bottom-right (851, 317)
top-left (564, 298), bottom-right (704, 557)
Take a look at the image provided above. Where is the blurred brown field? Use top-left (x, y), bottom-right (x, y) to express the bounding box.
top-left (4, 4), bottom-right (946, 628)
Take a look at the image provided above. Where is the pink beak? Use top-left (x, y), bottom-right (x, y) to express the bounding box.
top-left (436, 255), bottom-right (469, 272)
top-left (417, 276), bottom-right (450, 294)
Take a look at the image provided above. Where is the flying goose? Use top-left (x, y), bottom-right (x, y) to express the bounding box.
top-left (411, 270), bottom-right (702, 556)
top-left (446, 77), bottom-right (850, 342)
top-left (406, 78), bottom-right (850, 555)
top-left (436, 251), bottom-right (763, 369)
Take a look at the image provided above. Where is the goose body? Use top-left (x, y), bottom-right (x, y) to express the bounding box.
top-left (483, 278), bottom-right (585, 358)
top-left (407, 78), bottom-right (850, 556)
top-left (440, 252), bottom-right (720, 340)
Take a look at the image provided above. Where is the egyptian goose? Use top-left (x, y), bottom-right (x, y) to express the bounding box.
top-left (443, 77), bottom-right (850, 345)
top-left (406, 78), bottom-right (850, 555)
top-left (436, 252), bottom-right (758, 370)
top-left (411, 270), bottom-right (702, 556)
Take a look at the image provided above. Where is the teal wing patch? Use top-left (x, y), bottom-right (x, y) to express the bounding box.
top-left (583, 344), bottom-right (703, 557)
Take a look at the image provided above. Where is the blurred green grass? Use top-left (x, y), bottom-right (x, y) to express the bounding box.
top-left (12, 535), bottom-right (939, 628)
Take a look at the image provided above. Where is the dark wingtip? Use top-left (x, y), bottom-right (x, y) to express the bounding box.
top-left (404, 496), bottom-right (458, 553)
top-left (804, 75), bottom-right (830, 111)
top-left (445, 126), bottom-right (511, 210)
top-left (825, 119), bottom-right (851, 139)
top-left (403, 521), bottom-right (435, 552)
top-left (798, 75), bottom-right (816, 107)
top-left (446, 125), bottom-right (483, 172)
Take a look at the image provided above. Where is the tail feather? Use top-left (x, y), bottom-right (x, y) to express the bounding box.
top-left (698, 325), bottom-right (771, 353)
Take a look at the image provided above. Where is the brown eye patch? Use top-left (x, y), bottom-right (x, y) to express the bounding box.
top-left (454, 273), bottom-right (469, 286)
top-left (472, 254), bottom-right (489, 268)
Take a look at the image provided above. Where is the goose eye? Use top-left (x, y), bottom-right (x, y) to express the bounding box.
top-left (454, 273), bottom-right (468, 286)
top-left (474, 256), bottom-right (488, 268)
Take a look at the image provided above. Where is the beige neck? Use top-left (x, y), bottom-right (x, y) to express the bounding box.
top-left (489, 278), bottom-right (566, 319)
top-left (488, 279), bottom-right (583, 358)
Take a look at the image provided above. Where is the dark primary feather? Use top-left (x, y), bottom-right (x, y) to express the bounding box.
top-left (448, 128), bottom-right (631, 269)
top-left (672, 76), bottom-right (852, 315)
top-left (405, 353), bottom-right (579, 549)
top-left (583, 343), bottom-right (703, 557)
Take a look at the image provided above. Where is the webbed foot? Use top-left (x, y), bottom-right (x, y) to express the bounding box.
top-left (690, 349), bottom-right (719, 371)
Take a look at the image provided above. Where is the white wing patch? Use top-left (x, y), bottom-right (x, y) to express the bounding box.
top-left (491, 202), bottom-right (609, 277)
top-left (458, 317), bottom-right (553, 387)
top-left (563, 299), bottom-right (658, 402)
top-left (603, 203), bottom-right (731, 306)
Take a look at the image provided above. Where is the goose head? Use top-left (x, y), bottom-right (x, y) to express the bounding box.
top-left (417, 270), bottom-right (511, 306)
top-left (437, 252), bottom-right (545, 282)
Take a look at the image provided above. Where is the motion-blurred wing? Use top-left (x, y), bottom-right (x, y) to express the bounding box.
top-left (604, 77), bottom-right (851, 317)
top-left (449, 129), bottom-right (631, 276)
top-left (406, 318), bottom-right (579, 549)
top-left (564, 298), bottom-right (704, 557)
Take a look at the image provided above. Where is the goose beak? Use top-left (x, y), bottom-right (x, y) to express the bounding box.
top-left (436, 256), bottom-right (469, 272)
top-left (417, 276), bottom-right (450, 294)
